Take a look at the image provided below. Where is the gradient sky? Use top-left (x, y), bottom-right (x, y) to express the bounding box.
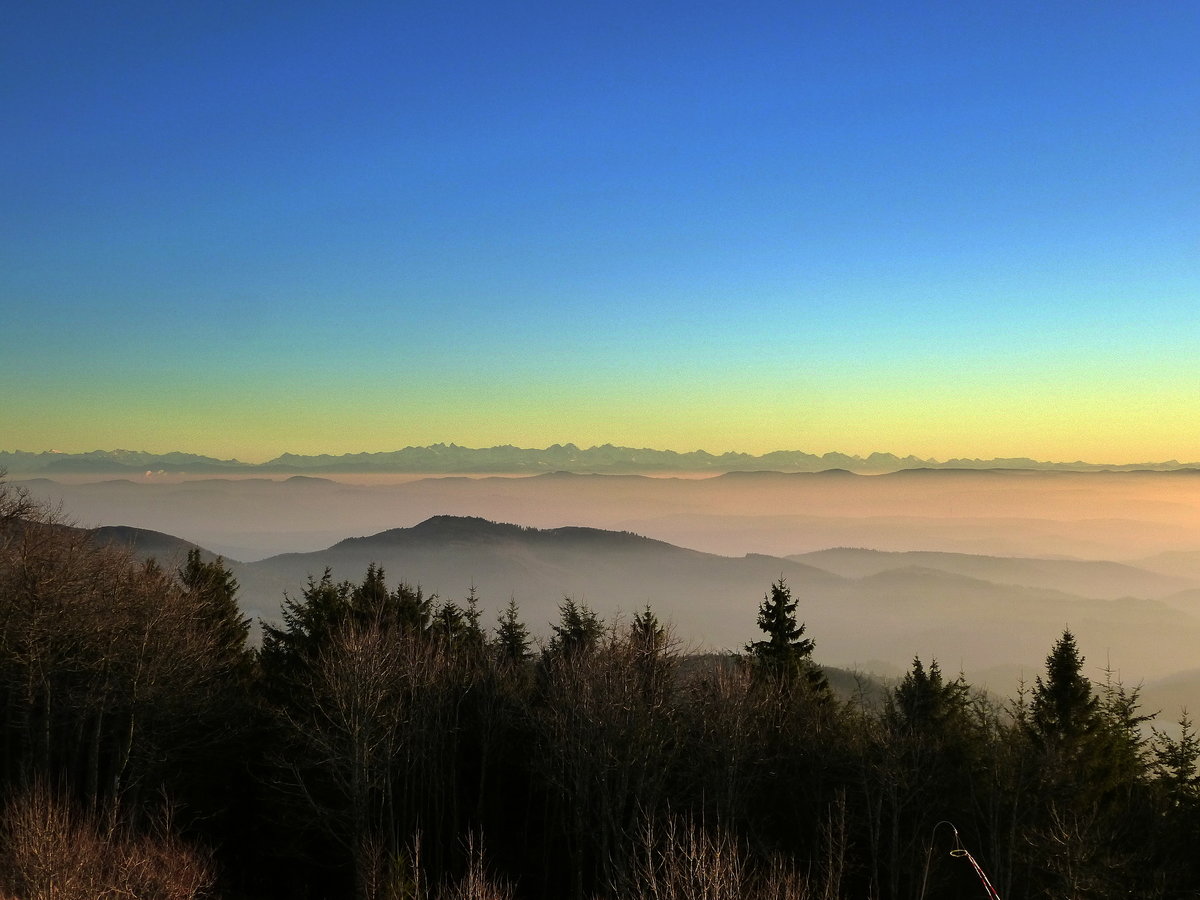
top-left (2, 2), bottom-right (1197, 463)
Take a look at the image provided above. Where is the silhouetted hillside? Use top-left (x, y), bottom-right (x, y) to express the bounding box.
top-left (238, 516), bottom-right (1200, 683)
top-left (793, 547), bottom-right (1195, 600)
top-left (90, 525), bottom-right (220, 565)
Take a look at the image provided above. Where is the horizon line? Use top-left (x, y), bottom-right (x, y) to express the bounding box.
top-left (2, 443), bottom-right (1195, 471)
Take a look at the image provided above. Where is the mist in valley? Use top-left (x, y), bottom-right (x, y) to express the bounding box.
top-left (20, 468), bottom-right (1200, 718)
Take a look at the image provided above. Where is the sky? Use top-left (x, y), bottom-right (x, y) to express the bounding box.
top-left (2, 1), bottom-right (1197, 464)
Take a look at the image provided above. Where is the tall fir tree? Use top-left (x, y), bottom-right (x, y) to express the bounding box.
top-left (494, 597), bottom-right (531, 666)
top-left (259, 568), bottom-right (353, 683)
top-left (547, 599), bottom-right (603, 659)
top-left (746, 578), bottom-right (825, 690)
top-left (178, 548), bottom-right (251, 664)
top-left (890, 657), bottom-right (971, 735)
top-left (1028, 629), bottom-right (1099, 755)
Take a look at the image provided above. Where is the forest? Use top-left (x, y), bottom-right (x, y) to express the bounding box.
top-left (2, 477), bottom-right (1199, 900)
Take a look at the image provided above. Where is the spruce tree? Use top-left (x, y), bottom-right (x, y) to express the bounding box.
top-left (746, 578), bottom-right (824, 689)
top-left (350, 562), bottom-right (389, 621)
top-left (431, 599), bottom-right (466, 643)
top-left (891, 656), bottom-right (971, 734)
top-left (260, 568), bottom-right (353, 682)
top-left (494, 597), bottom-right (530, 665)
top-left (393, 581), bottom-right (431, 634)
top-left (1029, 628), bottom-right (1099, 754)
top-left (1154, 714), bottom-right (1200, 804)
top-left (630, 604), bottom-right (665, 656)
top-left (178, 548), bottom-right (250, 662)
top-left (630, 604), bottom-right (669, 697)
top-left (459, 585), bottom-right (487, 657)
top-left (547, 599), bottom-right (602, 659)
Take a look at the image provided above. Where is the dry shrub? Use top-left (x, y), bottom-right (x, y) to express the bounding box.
top-left (438, 834), bottom-right (514, 900)
top-left (606, 814), bottom-right (815, 900)
top-left (0, 783), bottom-right (214, 900)
top-left (351, 831), bottom-right (512, 900)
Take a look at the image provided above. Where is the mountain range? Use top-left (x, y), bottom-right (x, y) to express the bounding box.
top-left (4, 444), bottom-right (1198, 475)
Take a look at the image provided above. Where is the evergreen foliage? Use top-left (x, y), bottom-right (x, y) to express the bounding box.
top-left (890, 657), bottom-right (971, 734)
top-left (494, 597), bottom-right (531, 665)
top-left (461, 585), bottom-right (487, 655)
top-left (179, 548), bottom-right (251, 664)
top-left (546, 599), bottom-right (603, 659)
top-left (631, 604), bottom-right (665, 655)
top-left (259, 567), bottom-right (353, 680)
top-left (1028, 628), bottom-right (1100, 752)
top-left (746, 578), bottom-right (826, 692)
top-left (1154, 714), bottom-right (1200, 803)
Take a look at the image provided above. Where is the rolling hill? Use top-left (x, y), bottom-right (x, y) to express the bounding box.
top-left (791, 547), bottom-right (1196, 601)
top-left (228, 516), bottom-right (1200, 688)
top-left (35, 510), bottom-right (1200, 703)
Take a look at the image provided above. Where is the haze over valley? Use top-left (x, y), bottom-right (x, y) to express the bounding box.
top-left (21, 458), bottom-right (1200, 716)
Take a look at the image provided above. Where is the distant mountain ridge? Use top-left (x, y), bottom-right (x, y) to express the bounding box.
top-left (3, 444), bottom-right (1196, 475)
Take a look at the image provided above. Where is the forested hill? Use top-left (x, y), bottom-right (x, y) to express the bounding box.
top-left (84, 513), bottom-right (1200, 687)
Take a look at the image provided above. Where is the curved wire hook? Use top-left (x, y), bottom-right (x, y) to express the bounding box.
top-left (919, 820), bottom-right (1001, 900)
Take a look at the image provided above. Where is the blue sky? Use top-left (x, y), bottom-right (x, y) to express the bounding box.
top-left (2, 1), bottom-right (1197, 461)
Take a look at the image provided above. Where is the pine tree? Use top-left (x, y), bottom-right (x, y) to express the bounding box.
top-left (494, 597), bottom-right (530, 666)
top-left (1028, 628), bottom-right (1099, 755)
top-left (178, 548), bottom-right (250, 662)
top-left (890, 657), bottom-right (971, 734)
top-left (260, 568), bottom-right (353, 682)
top-left (746, 578), bottom-right (824, 689)
top-left (350, 562), bottom-right (390, 621)
top-left (547, 599), bottom-right (602, 659)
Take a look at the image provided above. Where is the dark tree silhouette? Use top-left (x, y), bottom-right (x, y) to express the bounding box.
top-left (1028, 628), bottom-right (1099, 754)
top-left (546, 599), bottom-right (603, 659)
top-left (494, 597), bottom-right (530, 666)
top-left (746, 578), bottom-right (825, 691)
top-left (179, 548), bottom-right (250, 664)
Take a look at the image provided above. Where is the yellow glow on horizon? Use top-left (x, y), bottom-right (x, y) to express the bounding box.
top-left (5, 366), bottom-right (1197, 466)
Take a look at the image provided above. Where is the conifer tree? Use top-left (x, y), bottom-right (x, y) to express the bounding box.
top-left (746, 578), bottom-right (824, 690)
top-left (890, 657), bottom-right (970, 734)
top-left (260, 568), bottom-right (353, 681)
top-left (630, 604), bottom-right (665, 656)
top-left (494, 597), bottom-right (530, 666)
top-left (1154, 714), bottom-right (1200, 804)
top-left (1024, 630), bottom-right (1157, 898)
top-left (547, 599), bottom-right (602, 659)
top-left (1028, 628), bottom-right (1099, 754)
top-left (431, 600), bottom-right (466, 643)
top-left (393, 582), bottom-right (431, 634)
top-left (630, 604), bottom-right (671, 698)
top-left (350, 562), bottom-right (390, 620)
top-left (455, 585), bottom-right (487, 659)
top-left (179, 548), bottom-right (250, 663)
